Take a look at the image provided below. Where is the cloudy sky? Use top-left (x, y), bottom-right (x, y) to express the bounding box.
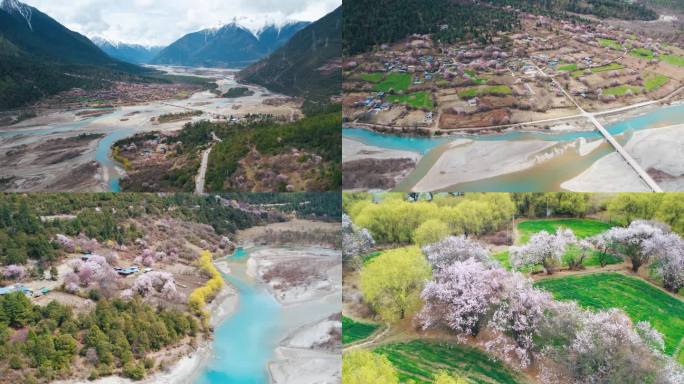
top-left (23, 0), bottom-right (340, 46)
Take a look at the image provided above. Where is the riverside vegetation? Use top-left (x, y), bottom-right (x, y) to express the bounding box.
top-left (0, 192), bottom-right (338, 382)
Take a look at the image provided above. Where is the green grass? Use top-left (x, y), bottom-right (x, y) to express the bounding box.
top-left (630, 48), bottom-right (655, 60)
top-left (517, 219), bottom-right (613, 244)
top-left (573, 63), bottom-right (625, 77)
top-left (557, 63), bottom-right (577, 72)
top-left (662, 54), bottom-right (684, 68)
top-left (602, 85), bottom-right (642, 96)
top-left (387, 91), bottom-right (434, 109)
top-left (464, 70), bottom-right (488, 85)
top-left (343, 316), bottom-right (380, 344)
top-left (492, 247), bottom-right (620, 272)
top-left (492, 250), bottom-right (543, 273)
top-left (643, 73), bottom-right (670, 92)
top-left (362, 251), bottom-right (382, 265)
top-left (592, 63), bottom-right (625, 73)
top-left (360, 72), bottom-right (384, 83)
top-left (458, 85), bottom-right (512, 99)
top-left (375, 72), bottom-right (412, 92)
top-left (492, 219), bottom-right (620, 272)
top-left (598, 38), bottom-right (624, 50)
top-left (535, 273), bottom-right (684, 356)
top-left (374, 340), bottom-right (526, 384)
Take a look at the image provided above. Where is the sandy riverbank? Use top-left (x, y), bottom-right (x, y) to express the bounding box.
top-left (411, 139), bottom-right (559, 192)
top-left (247, 246), bottom-right (341, 384)
top-left (623, 124), bottom-right (684, 191)
top-left (342, 137), bottom-right (420, 163)
top-left (560, 151), bottom-right (650, 192)
top-left (342, 137), bottom-right (422, 190)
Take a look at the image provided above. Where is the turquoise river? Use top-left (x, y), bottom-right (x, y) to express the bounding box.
top-left (343, 103), bottom-right (684, 191)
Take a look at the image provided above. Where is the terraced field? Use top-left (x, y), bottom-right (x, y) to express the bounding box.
top-left (535, 273), bottom-right (684, 362)
top-left (343, 316), bottom-right (380, 345)
top-left (374, 340), bottom-right (526, 384)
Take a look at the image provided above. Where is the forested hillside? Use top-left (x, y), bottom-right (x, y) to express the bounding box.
top-left (343, 0), bottom-right (658, 55)
top-left (0, 0), bottom-right (149, 109)
top-left (0, 193), bottom-right (259, 266)
top-left (175, 109), bottom-right (341, 192)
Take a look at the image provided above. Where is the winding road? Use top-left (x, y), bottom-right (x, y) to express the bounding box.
top-left (194, 132), bottom-right (222, 195)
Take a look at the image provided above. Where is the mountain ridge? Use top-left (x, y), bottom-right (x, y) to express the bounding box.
top-left (92, 36), bottom-right (164, 64)
top-left (238, 6), bottom-right (341, 103)
top-left (150, 20), bottom-right (310, 68)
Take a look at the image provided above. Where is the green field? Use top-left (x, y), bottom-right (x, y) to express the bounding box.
top-left (535, 273), bottom-right (684, 359)
top-left (592, 63), bottom-right (625, 73)
top-left (360, 72), bottom-right (384, 83)
top-left (458, 85), bottom-right (512, 99)
top-left (375, 72), bottom-right (412, 92)
top-left (630, 48), bottom-right (655, 60)
top-left (598, 38), bottom-right (623, 50)
top-left (493, 246), bottom-right (620, 272)
top-left (343, 316), bottom-right (380, 345)
top-left (464, 70), bottom-right (488, 85)
top-left (662, 54), bottom-right (684, 68)
top-left (374, 340), bottom-right (525, 384)
top-left (493, 219), bottom-right (619, 272)
top-left (557, 63), bottom-right (577, 71)
top-left (644, 73), bottom-right (670, 92)
top-left (517, 219), bottom-right (613, 244)
top-left (387, 91), bottom-right (434, 109)
top-left (603, 85), bottom-right (642, 96)
top-left (573, 63), bottom-right (625, 77)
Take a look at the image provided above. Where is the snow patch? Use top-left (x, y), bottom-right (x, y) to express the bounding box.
top-left (200, 17), bottom-right (306, 41)
top-left (1, 0), bottom-right (33, 31)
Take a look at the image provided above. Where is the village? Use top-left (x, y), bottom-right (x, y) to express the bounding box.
top-left (32, 81), bottom-right (209, 111)
top-left (343, 13), bottom-right (684, 134)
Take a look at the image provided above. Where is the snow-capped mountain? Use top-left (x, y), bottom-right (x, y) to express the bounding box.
top-left (239, 7), bottom-right (341, 100)
top-left (92, 36), bottom-right (164, 64)
top-left (0, 0), bottom-right (32, 30)
top-left (0, 0), bottom-right (122, 66)
top-left (150, 20), bottom-right (309, 68)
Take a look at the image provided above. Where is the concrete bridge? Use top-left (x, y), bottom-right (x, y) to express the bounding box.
top-left (534, 64), bottom-right (663, 192)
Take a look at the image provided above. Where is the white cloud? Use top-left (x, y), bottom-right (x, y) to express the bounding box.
top-left (22, 0), bottom-right (340, 46)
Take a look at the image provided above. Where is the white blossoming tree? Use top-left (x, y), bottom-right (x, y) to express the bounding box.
top-left (422, 235), bottom-right (490, 271)
top-left (641, 232), bottom-right (684, 292)
top-left (418, 259), bottom-right (509, 337)
top-left (2, 264), bottom-right (25, 280)
top-left (600, 220), bottom-right (666, 272)
top-left (543, 309), bottom-right (671, 384)
top-left (510, 228), bottom-right (576, 274)
top-left (63, 255), bottom-right (118, 296)
top-left (131, 271), bottom-right (180, 302)
top-left (342, 214), bottom-right (375, 268)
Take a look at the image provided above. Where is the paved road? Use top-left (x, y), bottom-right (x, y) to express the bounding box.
top-left (195, 146), bottom-right (212, 195)
top-left (195, 132), bottom-right (222, 195)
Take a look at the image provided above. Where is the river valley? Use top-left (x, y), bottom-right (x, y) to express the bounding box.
top-left (0, 66), bottom-right (299, 192)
